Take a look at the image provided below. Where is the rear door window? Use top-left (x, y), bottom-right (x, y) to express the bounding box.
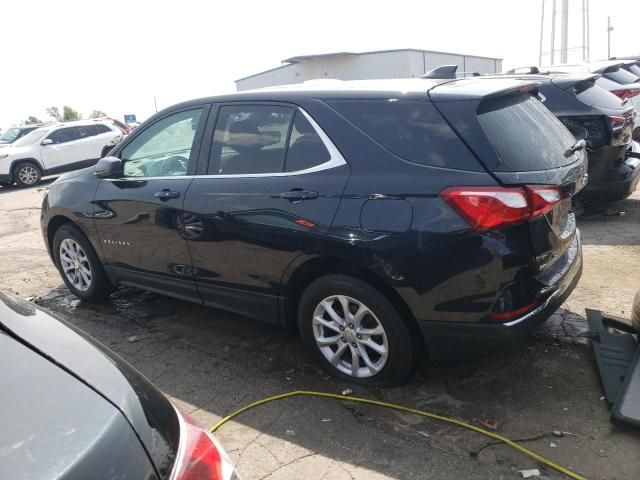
top-left (209, 105), bottom-right (293, 175)
top-left (477, 94), bottom-right (580, 171)
top-left (284, 112), bottom-right (330, 172)
top-left (328, 100), bottom-right (477, 170)
top-left (77, 125), bottom-right (99, 138)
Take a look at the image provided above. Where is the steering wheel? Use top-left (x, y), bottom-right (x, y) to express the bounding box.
top-left (159, 155), bottom-right (188, 176)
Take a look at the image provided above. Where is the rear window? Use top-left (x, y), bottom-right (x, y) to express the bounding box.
top-left (328, 100), bottom-right (478, 170)
top-left (629, 64), bottom-right (640, 77)
top-left (477, 94), bottom-right (580, 171)
top-left (603, 68), bottom-right (639, 85)
top-left (574, 81), bottom-right (623, 109)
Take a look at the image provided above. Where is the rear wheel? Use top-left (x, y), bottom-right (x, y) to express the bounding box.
top-left (298, 274), bottom-right (414, 386)
top-left (53, 224), bottom-right (114, 302)
top-left (13, 162), bottom-right (42, 188)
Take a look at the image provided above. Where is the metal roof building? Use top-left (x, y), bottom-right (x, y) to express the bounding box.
top-left (235, 49), bottom-right (503, 91)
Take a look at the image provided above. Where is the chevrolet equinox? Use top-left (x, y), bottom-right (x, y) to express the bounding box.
top-left (42, 78), bottom-right (585, 386)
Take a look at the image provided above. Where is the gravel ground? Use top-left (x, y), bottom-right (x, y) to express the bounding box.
top-left (1, 180), bottom-right (639, 479)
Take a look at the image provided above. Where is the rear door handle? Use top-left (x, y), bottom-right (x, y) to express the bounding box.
top-left (154, 189), bottom-right (180, 200)
top-left (280, 190), bottom-right (319, 202)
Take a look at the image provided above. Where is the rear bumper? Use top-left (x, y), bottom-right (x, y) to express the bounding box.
top-left (419, 232), bottom-right (583, 361)
top-left (583, 155), bottom-right (640, 204)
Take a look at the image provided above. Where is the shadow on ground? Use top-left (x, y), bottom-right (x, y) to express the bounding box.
top-left (34, 285), bottom-right (640, 480)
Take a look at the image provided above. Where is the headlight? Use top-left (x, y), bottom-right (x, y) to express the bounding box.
top-left (0, 153), bottom-right (8, 159)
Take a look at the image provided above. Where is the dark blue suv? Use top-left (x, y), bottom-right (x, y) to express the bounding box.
top-left (41, 78), bottom-right (585, 385)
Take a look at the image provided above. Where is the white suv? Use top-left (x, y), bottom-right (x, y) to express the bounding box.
top-left (0, 121), bottom-right (122, 187)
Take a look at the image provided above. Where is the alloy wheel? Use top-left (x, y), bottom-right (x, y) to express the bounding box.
top-left (17, 166), bottom-right (39, 185)
top-left (312, 295), bottom-right (389, 378)
top-left (59, 238), bottom-right (93, 292)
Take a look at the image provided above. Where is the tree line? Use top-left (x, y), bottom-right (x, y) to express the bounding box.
top-left (22, 107), bottom-right (108, 125)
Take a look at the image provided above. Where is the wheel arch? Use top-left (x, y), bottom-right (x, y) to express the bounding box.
top-left (11, 157), bottom-right (46, 176)
top-left (46, 215), bottom-right (74, 261)
top-left (282, 255), bottom-right (427, 358)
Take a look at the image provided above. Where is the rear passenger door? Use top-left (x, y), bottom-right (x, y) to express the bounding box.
top-left (183, 103), bottom-right (350, 323)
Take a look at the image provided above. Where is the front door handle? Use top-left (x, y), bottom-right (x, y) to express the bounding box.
top-left (154, 189), bottom-right (180, 200)
top-left (280, 190), bottom-right (319, 202)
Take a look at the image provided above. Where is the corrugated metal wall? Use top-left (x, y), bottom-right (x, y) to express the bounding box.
top-left (236, 50), bottom-right (502, 90)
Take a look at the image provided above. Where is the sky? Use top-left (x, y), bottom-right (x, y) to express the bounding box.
top-left (1, 0), bottom-right (638, 127)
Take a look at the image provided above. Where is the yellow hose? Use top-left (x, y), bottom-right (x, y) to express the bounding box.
top-left (210, 390), bottom-right (586, 480)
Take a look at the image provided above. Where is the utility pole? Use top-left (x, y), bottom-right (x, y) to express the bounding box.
top-left (550, 0), bottom-right (556, 64)
top-left (582, 0), bottom-right (586, 60)
top-left (607, 16), bottom-right (613, 58)
top-left (560, 0), bottom-right (569, 63)
top-left (539, 0), bottom-right (546, 66)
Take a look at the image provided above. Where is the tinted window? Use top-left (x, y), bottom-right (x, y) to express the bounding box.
top-left (77, 125), bottom-right (99, 138)
top-left (121, 108), bottom-right (202, 177)
top-left (604, 68), bottom-right (639, 85)
top-left (94, 124), bottom-right (112, 134)
top-left (574, 81), bottom-right (623, 109)
top-left (48, 127), bottom-right (79, 144)
top-left (329, 100), bottom-right (476, 169)
top-left (209, 105), bottom-right (293, 175)
top-left (478, 94), bottom-right (580, 171)
top-left (285, 112), bottom-right (330, 172)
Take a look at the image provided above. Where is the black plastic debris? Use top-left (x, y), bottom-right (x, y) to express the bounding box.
top-left (587, 308), bottom-right (640, 427)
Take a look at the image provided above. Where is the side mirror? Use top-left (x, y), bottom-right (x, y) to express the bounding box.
top-left (41, 138), bottom-right (53, 146)
top-left (94, 156), bottom-right (124, 179)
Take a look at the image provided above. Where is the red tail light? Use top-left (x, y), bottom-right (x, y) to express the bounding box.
top-left (608, 115), bottom-right (627, 130)
top-left (170, 408), bottom-right (240, 480)
top-left (440, 185), bottom-right (563, 232)
top-left (610, 89), bottom-right (640, 100)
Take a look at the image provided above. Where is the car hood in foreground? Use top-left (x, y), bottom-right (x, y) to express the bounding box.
top-left (0, 292), bottom-right (179, 479)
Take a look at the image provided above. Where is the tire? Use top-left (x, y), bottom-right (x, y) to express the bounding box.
top-left (53, 224), bottom-right (114, 302)
top-left (298, 274), bottom-right (414, 386)
top-left (13, 161), bottom-right (42, 188)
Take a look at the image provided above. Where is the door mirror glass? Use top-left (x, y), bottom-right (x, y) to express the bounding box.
top-left (41, 138), bottom-right (53, 146)
top-left (94, 156), bottom-right (124, 178)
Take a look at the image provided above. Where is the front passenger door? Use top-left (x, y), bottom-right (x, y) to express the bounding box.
top-left (41, 127), bottom-right (82, 171)
top-left (93, 107), bottom-right (208, 302)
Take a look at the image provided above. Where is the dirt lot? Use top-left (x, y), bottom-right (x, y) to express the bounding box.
top-left (1, 181), bottom-right (639, 479)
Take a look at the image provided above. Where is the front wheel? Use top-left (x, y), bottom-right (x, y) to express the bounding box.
top-left (53, 224), bottom-right (114, 302)
top-left (13, 162), bottom-right (42, 188)
top-left (298, 275), bottom-right (414, 386)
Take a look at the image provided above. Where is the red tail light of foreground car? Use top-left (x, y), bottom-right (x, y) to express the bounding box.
top-left (170, 407), bottom-right (240, 480)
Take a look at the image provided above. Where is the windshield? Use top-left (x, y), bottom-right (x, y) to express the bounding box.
top-left (0, 128), bottom-right (22, 142)
top-left (478, 93), bottom-right (580, 172)
top-left (12, 128), bottom-right (49, 147)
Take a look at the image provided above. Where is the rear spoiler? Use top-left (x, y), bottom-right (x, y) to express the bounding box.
top-left (550, 73), bottom-right (601, 90)
top-left (428, 77), bottom-right (541, 101)
top-left (503, 66), bottom-right (542, 75)
top-left (421, 65), bottom-right (481, 79)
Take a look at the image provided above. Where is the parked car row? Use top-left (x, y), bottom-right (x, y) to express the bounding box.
top-left (0, 120), bottom-right (123, 187)
top-left (425, 60), bottom-right (640, 206)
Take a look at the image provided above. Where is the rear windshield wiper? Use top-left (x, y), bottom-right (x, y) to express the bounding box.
top-left (565, 138), bottom-right (587, 157)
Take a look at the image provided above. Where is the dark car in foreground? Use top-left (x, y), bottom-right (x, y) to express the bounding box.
top-left (42, 78), bottom-right (585, 386)
top-left (0, 292), bottom-right (238, 480)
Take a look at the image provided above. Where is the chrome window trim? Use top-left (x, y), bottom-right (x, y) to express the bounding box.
top-left (102, 108), bottom-right (346, 182)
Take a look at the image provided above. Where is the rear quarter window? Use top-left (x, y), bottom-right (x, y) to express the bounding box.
top-left (574, 81), bottom-right (623, 109)
top-left (477, 94), bottom-right (580, 171)
top-left (327, 100), bottom-right (480, 170)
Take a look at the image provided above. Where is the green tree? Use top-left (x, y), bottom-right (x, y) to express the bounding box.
top-left (24, 116), bottom-right (43, 125)
top-left (62, 106), bottom-right (81, 121)
top-left (89, 110), bottom-right (108, 119)
top-left (46, 106), bottom-right (62, 122)
top-left (46, 106), bottom-right (82, 122)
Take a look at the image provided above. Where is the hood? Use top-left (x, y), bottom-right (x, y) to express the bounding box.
top-left (0, 292), bottom-right (179, 479)
top-left (54, 165), bottom-right (95, 183)
top-left (0, 144), bottom-right (32, 157)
